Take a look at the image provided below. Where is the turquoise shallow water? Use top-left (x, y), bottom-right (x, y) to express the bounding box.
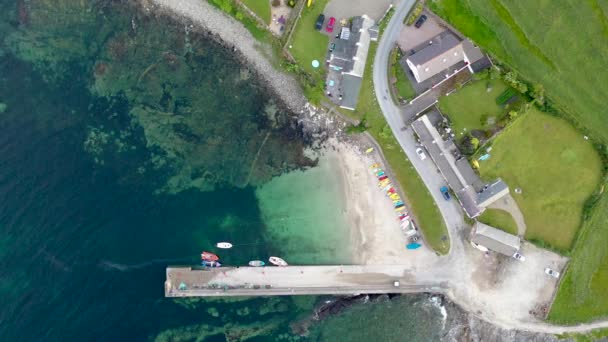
top-left (0, 1), bottom-right (446, 341)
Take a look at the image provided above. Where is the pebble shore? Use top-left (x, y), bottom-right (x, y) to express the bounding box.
top-left (139, 0), bottom-right (307, 112)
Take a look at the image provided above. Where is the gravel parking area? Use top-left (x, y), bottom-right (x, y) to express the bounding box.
top-left (323, 0), bottom-right (398, 23)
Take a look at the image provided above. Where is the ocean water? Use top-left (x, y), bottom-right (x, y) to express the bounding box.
top-left (0, 1), bottom-right (446, 341)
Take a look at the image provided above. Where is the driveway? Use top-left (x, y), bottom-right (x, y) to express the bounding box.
top-left (396, 10), bottom-right (445, 52)
top-left (323, 0), bottom-right (399, 23)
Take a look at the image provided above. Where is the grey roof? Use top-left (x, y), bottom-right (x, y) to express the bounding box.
top-left (406, 33), bottom-right (464, 82)
top-left (462, 39), bottom-right (485, 64)
top-left (340, 74), bottom-right (363, 110)
top-left (455, 157), bottom-right (483, 190)
top-left (472, 222), bottom-right (520, 256)
top-left (476, 178), bottom-right (510, 207)
top-left (328, 21), bottom-right (362, 74)
top-left (457, 187), bottom-right (482, 218)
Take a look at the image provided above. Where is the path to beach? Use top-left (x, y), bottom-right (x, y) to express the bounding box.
top-left (143, 0), bottom-right (608, 336)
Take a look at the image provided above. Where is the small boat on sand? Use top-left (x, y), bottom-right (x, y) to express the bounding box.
top-left (249, 260), bottom-right (265, 267)
top-left (216, 242), bottom-right (233, 249)
top-left (201, 251), bottom-right (219, 261)
top-left (269, 256), bottom-right (288, 266)
top-left (202, 260), bottom-right (222, 267)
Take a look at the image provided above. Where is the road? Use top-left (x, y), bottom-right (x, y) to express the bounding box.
top-left (373, 0), bottom-right (466, 262)
top-left (371, 0), bottom-right (608, 335)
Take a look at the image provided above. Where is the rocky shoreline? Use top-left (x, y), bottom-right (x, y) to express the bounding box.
top-left (138, 0), bottom-right (307, 113)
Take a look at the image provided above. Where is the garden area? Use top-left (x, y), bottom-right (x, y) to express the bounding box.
top-left (478, 109), bottom-right (601, 251)
top-left (389, 48), bottom-right (416, 103)
top-left (438, 77), bottom-right (510, 137)
top-left (478, 209), bottom-right (517, 235)
top-left (241, 0), bottom-right (271, 24)
top-left (288, 0), bottom-right (329, 74)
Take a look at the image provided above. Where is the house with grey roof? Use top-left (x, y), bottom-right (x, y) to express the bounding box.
top-left (405, 31), bottom-right (486, 83)
top-left (326, 15), bottom-right (376, 110)
top-left (477, 179), bottom-right (510, 208)
top-left (471, 222), bottom-right (520, 256)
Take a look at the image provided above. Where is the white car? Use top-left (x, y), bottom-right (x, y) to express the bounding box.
top-left (513, 252), bottom-right (526, 262)
top-left (415, 147), bottom-right (427, 160)
top-left (544, 268), bottom-right (560, 278)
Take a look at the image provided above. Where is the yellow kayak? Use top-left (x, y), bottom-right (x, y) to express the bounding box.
top-left (365, 148), bottom-right (374, 154)
top-left (307, 0), bottom-right (312, 7)
top-left (390, 195), bottom-right (401, 201)
top-left (370, 163), bottom-right (380, 169)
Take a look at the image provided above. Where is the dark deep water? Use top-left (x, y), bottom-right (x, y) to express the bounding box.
top-left (0, 1), bottom-right (454, 341)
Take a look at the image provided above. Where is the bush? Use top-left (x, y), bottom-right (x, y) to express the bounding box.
top-left (288, 0), bottom-right (297, 7)
top-left (405, 2), bottom-right (424, 25)
top-left (460, 134), bottom-right (480, 155)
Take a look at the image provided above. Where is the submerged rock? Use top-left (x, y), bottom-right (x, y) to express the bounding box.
top-left (0, 102), bottom-right (7, 113)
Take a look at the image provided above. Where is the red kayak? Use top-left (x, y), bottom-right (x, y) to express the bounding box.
top-left (201, 251), bottom-right (219, 261)
top-left (378, 175), bottom-right (388, 181)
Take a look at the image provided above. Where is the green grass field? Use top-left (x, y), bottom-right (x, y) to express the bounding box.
top-left (429, 0), bottom-right (608, 143)
top-left (478, 209), bottom-right (518, 235)
top-left (428, 0), bottom-right (608, 324)
top-left (241, 0), bottom-right (271, 24)
top-left (478, 109), bottom-right (601, 251)
top-left (549, 194), bottom-right (608, 323)
top-left (355, 44), bottom-right (449, 254)
top-left (288, 0), bottom-right (329, 74)
top-left (438, 78), bottom-right (508, 135)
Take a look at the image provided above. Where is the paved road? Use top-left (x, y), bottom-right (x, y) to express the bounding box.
top-left (372, 0), bottom-right (466, 260)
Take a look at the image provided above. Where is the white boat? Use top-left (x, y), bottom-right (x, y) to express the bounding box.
top-left (216, 242), bottom-right (233, 249)
top-left (248, 260), bottom-right (265, 267)
top-left (269, 256), bottom-right (288, 266)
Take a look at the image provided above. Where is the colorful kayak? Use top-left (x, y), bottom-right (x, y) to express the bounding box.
top-left (201, 260), bottom-right (222, 267)
top-left (216, 242), bottom-right (233, 249)
top-left (370, 163), bottom-right (380, 169)
top-left (406, 243), bottom-right (422, 250)
top-left (248, 260), bottom-right (265, 267)
top-left (201, 251), bottom-right (219, 261)
top-left (394, 202), bottom-right (404, 208)
top-left (366, 147), bottom-right (374, 153)
top-left (387, 188), bottom-right (396, 194)
top-left (378, 175), bottom-right (388, 181)
top-left (269, 256), bottom-right (288, 266)
top-left (376, 171), bottom-right (385, 177)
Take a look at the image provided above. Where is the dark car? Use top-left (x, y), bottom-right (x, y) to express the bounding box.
top-left (315, 14), bottom-right (325, 31)
top-left (440, 186), bottom-right (451, 201)
top-left (414, 14), bottom-right (427, 28)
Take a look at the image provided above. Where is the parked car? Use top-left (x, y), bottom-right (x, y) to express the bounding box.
top-left (512, 252), bottom-right (526, 262)
top-left (315, 14), bottom-right (325, 31)
top-left (329, 42), bottom-right (336, 52)
top-left (414, 14), bottom-right (427, 28)
top-left (440, 186), bottom-right (451, 201)
top-left (326, 17), bottom-right (336, 33)
top-left (544, 268), bottom-right (560, 278)
top-left (415, 147), bottom-right (427, 160)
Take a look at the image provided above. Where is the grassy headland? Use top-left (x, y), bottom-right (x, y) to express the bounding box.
top-left (478, 109), bottom-right (601, 251)
top-left (429, 0), bottom-right (608, 321)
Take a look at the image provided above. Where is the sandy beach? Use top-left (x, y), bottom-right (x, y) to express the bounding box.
top-left (321, 139), bottom-right (437, 265)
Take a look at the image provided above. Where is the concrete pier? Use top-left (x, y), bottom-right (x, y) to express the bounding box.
top-left (165, 265), bottom-right (446, 297)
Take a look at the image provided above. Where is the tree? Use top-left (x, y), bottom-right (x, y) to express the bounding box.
top-left (531, 83), bottom-right (545, 105)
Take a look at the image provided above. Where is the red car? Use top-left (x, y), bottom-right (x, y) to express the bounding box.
top-left (326, 17), bottom-right (336, 33)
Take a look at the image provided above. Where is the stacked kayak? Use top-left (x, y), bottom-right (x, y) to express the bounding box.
top-left (370, 162), bottom-right (421, 246)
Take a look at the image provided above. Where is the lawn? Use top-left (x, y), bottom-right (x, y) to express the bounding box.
top-left (478, 109), bottom-right (601, 251)
top-left (355, 43), bottom-right (449, 254)
top-left (428, 0), bottom-right (608, 143)
top-left (438, 78), bottom-right (508, 136)
top-left (478, 209), bottom-right (518, 235)
top-left (389, 48), bottom-right (416, 102)
top-left (549, 195), bottom-right (608, 323)
top-left (241, 0), bottom-right (271, 24)
top-left (288, 0), bottom-right (329, 75)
